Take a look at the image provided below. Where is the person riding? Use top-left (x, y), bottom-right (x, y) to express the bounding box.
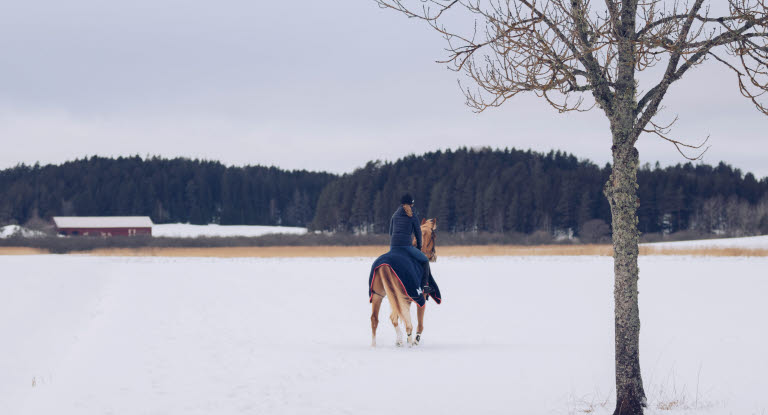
top-left (389, 193), bottom-right (434, 294)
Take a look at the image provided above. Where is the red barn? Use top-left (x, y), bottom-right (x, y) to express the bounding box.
top-left (53, 216), bottom-right (153, 237)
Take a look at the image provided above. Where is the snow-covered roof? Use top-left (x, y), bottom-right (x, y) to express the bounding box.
top-left (53, 216), bottom-right (153, 229)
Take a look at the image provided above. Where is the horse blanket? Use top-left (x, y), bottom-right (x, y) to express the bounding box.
top-left (368, 246), bottom-right (442, 308)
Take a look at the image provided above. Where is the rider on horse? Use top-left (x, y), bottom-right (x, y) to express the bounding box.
top-left (389, 193), bottom-right (434, 294)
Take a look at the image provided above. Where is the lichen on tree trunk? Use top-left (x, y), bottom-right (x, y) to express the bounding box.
top-left (604, 140), bottom-right (646, 415)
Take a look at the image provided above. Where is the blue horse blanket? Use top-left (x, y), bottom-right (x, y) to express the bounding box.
top-left (368, 246), bottom-right (442, 308)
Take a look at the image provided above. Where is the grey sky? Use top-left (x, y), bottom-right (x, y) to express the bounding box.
top-left (1, 1), bottom-right (766, 177)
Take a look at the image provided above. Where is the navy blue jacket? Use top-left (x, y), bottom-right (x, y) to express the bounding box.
top-left (389, 206), bottom-right (422, 249)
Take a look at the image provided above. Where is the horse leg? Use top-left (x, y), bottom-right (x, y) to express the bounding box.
top-left (399, 296), bottom-right (414, 346)
top-left (371, 295), bottom-right (383, 347)
top-left (379, 267), bottom-right (411, 347)
top-left (370, 273), bottom-right (386, 347)
top-left (390, 310), bottom-right (403, 346)
top-left (414, 295), bottom-right (426, 345)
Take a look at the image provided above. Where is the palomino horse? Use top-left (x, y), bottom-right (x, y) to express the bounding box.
top-left (370, 218), bottom-right (437, 347)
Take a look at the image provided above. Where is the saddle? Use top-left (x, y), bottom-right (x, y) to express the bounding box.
top-left (368, 246), bottom-right (442, 307)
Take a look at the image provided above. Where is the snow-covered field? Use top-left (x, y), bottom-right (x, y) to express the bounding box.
top-left (152, 224), bottom-right (308, 238)
top-left (0, 225), bottom-right (45, 238)
top-left (0, 224), bottom-right (308, 239)
top-left (642, 234), bottom-right (768, 250)
top-left (1, 254), bottom-right (766, 415)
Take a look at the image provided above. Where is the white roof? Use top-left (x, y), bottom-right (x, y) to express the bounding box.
top-left (53, 216), bottom-right (153, 229)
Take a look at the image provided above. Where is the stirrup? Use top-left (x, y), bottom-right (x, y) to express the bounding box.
top-left (422, 285), bottom-right (435, 294)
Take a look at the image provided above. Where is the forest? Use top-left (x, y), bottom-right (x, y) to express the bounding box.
top-left (310, 148), bottom-right (768, 238)
top-left (2, 149), bottom-right (767, 238)
top-left (0, 156), bottom-right (334, 227)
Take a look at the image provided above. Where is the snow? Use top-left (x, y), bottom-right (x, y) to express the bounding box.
top-left (1, 223), bottom-right (307, 238)
top-left (642, 234), bottom-right (768, 250)
top-left (0, 225), bottom-right (45, 238)
top-left (0, 254), bottom-right (765, 415)
top-left (152, 224), bottom-right (308, 238)
top-left (53, 216), bottom-right (153, 228)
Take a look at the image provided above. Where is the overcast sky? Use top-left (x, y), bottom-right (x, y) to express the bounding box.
top-left (1, 1), bottom-right (766, 177)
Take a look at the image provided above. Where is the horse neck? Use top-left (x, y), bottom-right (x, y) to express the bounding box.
top-left (420, 227), bottom-right (435, 260)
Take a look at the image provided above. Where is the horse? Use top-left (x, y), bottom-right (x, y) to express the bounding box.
top-left (369, 218), bottom-right (438, 347)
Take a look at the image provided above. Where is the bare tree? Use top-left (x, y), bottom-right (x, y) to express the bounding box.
top-left (373, 1), bottom-right (768, 414)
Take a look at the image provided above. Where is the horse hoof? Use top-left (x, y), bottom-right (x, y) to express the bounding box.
top-left (414, 333), bottom-right (421, 346)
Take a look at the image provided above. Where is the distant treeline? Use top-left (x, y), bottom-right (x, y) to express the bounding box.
top-left (0, 156), bottom-right (334, 227)
top-left (2, 150), bottom-right (768, 238)
top-left (310, 148), bottom-right (768, 237)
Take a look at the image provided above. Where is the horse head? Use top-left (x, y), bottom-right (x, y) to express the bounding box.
top-left (419, 217), bottom-right (438, 262)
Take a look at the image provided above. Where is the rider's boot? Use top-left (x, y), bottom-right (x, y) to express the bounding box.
top-left (421, 262), bottom-right (435, 294)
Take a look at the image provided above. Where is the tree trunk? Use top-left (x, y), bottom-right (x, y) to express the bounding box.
top-left (605, 140), bottom-right (646, 415)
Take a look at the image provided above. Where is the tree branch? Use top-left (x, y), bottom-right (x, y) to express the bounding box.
top-left (633, 2), bottom-right (768, 140)
top-left (643, 118), bottom-right (711, 160)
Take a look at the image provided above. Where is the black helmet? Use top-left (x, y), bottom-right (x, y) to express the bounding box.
top-left (400, 193), bottom-right (414, 205)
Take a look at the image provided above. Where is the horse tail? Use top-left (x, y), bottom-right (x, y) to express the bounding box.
top-left (379, 266), bottom-right (407, 323)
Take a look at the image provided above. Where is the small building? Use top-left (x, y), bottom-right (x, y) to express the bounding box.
top-left (53, 216), bottom-right (153, 237)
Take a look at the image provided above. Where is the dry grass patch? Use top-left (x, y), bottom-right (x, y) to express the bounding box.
top-left (82, 246), bottom-right (391, 258)
top-left (3, 244), bottom-right (767, 257)
top-left (439, 244), bottom-right (615, 256)
top-left (0, 247), bottom-right (48, 255)
top-left (92, 245), bottom-right (768, 257)
top-left (69, 244), bottom-right (618, 257)
top-left (640, 247), bottom-right (768, 257)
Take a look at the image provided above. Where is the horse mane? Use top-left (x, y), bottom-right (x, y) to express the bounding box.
top-left (420, 219), bottom-right (437, 262)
